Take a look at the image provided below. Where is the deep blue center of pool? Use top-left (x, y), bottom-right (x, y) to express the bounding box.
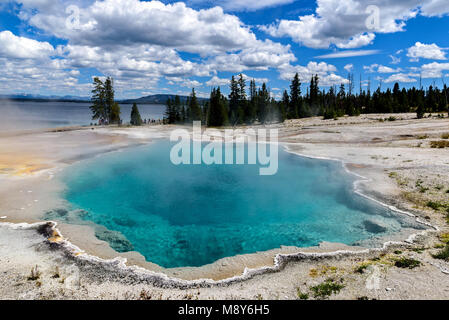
top-left (60, 140), bottom-right (420, 268)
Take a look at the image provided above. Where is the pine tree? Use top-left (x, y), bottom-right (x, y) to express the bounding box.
top-left (245, 79), bottom-right (257, 124)
top-left (237, 74), bottom-right (247, 125)
top-left (309, 74), bottom-right (320, 115)
top-left (165, 98), bottom-right (174, 124)
top-left (90, 77), bottom-right (106, 122)
top-left (279, 90), bottom-right (289, 122)
top-left (104, 77), bottom-right (115, 123)
top-left (228, 76), bottom-right (240, 125)
top-left (130, 103), bottom-right (143, 126)
top-left (289, 73), bottom-right (301, 118)
top-left (257, 83), bottom-right (270, 124)
top-left (90, 76), bottom-right (119, 124)
top-left (208, 87), bottom-right (228, 127)
top-left (110, 102), bottom-right (121, 124)
top-left (174, 95), bottom-right (181, 123)
top-left (189, 88), bottom-right (202, 122)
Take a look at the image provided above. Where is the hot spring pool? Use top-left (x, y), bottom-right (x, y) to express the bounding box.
top-left (56, 140), bottom-right (424, 268)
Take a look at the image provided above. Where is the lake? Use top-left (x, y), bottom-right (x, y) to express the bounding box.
top-left (0, 100), bottom-right (166, 132)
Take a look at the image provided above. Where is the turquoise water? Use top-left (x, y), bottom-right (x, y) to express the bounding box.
top-left (60, 141), bottom-right (423, 268)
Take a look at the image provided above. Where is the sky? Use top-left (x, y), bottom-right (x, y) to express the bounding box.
top-left (0, 0), bottom-right (448, 99)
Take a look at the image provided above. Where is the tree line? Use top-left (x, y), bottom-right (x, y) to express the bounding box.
top-left (90, 76), bottom-right (143, 126)
top-left (91, 74), bottom-right (449, 128)
top-left (165, 73), bottom-right (449, 127)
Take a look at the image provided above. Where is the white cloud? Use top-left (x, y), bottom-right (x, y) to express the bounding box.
top-left (364, 64), bottom-right (401, 73)
top-left (315, 50), bottom-right (380, 59)
top-left (205, 73), bottom-right (268, 87)
top-left (205, 76), bottom-right (230, 87)
top-left (11, 0), bottom-right (295, 95)
top-left (207, 40), bottom-right (295, 72)
top-left (344, 64), bottom-right (354, 72)
top-left (0, 30), bottom-right (54, 59)
top-left (261, 0), bottom-right (449, 49)
top-left (389, 54), bottom-right (401, 64)
top-left (420, 0), bottom-right (449, 17)
top-left (20, 0), bottom-right (272, 56)
top-left (0, 30), bottom-right (88, 96)
top-left (261, 0), bottom-right (422, 49)
top-left (407, 42), bottom-right (447, 61)
top-left (420, 62), bottom-right (449, 78)
top-left (189, 0), bottom-right (296, 11)
top-left (166, 77), bottom-right (202, 88)
top-left (279, 61), bottom-right (348, 86)
top-left (335, 33), bottom-right (376, 49)
top-left (384, 73), bottom-right (417, 83)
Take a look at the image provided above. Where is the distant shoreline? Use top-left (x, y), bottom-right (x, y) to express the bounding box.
top-left (0, 98), bottom-right (167, 105)
top-left (0, 94), bottom-right (209, 105)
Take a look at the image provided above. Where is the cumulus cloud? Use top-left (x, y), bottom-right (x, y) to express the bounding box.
top-left (20, 0), bottom-right (270, 55)
top-left (205, 73), bottom-right (268, 87)
top-left (205, 76), bottom-right (230, 87)
top-left (384, 73), bottom-right (417, 83)
top-left (420, 0), bottom-right (449, 17)
top-left (420, 62), bottom-right (449, 78)
top-left (0, 30), bottom-right (86, 95)
top-left (9, 0), bottom-right (296, 96)
top-left (364, 64), bottom-right (401, 73)
top-left (261, 0), bottom-right (449, 49)
top-left (189, 0), bottom-right (296, 11)
top-left (407, 42), bottom-right (447, 61)
top-left (207, 40), bottom-right (295, 72)
top-left (0, 30), bottom-right (54, 59)
top-left (279, 61), bottom-right (348, 86)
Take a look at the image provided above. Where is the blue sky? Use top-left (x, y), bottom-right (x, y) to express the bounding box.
top-left (0, 0), bottom-right (448, 99)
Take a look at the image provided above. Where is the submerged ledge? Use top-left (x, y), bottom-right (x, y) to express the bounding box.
top-left (0, 186), bottom-right (437, 287)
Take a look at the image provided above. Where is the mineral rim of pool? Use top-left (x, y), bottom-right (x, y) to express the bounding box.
top-left (55, 140), bottom-right (425, 268)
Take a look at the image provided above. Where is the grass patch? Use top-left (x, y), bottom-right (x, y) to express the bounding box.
top-left (441, 133), bottom-right (449, 139)
top-left (354, 264), bottom-right (369, 274)
top-left (394, 258), bottom-right (421, 269)
top-left (296, 288), bottom-right (309, 300)
top-left (427, 201), bottom-right (443, 211)
top-left (415, 179), bottom-right (429, 193)
top-left (430, 140), bottom-right (449, 148)
top-left (432, 245), bottom-right (449, 261)
top-left (417, 135), bottom-right (429, 140)
top-left (411, 247), bottom-right (427, 254)
top-left (387, 116), bottom-right (396, 122)
top-left (439, 233), bottom-right (449, 244)
top-left (418, 186), bottom-right (429, 193)
top-left (310, 279), bottom-right (345, 299)
top-left (389, 172), bottom-right (398, 178)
